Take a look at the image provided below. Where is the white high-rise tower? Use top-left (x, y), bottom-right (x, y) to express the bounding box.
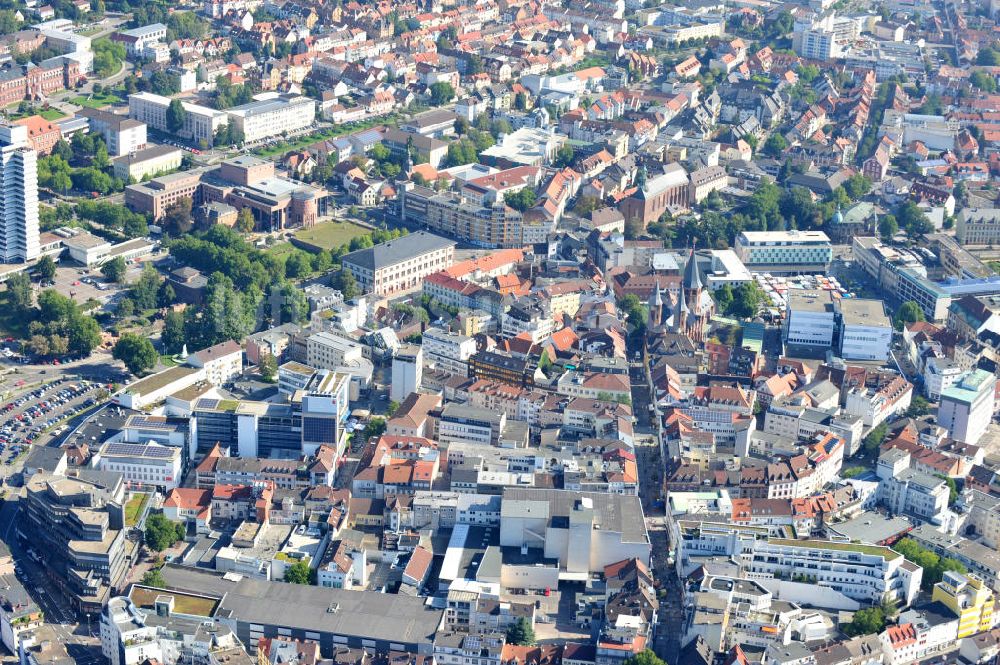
top-left (0, 124), bottom-right (39, 263)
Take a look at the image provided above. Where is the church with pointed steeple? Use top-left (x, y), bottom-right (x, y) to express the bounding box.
top-left (669, 248), bottom-right (714, 342)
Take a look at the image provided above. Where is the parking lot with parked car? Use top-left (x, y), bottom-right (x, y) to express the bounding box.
top-left (0, 379), bottom-right (107, 452)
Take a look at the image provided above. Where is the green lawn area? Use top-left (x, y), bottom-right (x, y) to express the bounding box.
top-left (264, 242), bottom-right (300, 260)
top-left (69, 92), bottom-right (124, 109)
top-left (4, 105), bottom-right (65, 121)
top-left (125, 492), bottom-right (150, 526)
top-left (130, 587), bottom-right (219, 617)
top-left (293, 220), bottom-right (370, 251)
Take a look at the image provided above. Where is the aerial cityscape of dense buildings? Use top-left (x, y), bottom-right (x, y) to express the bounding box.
top-left (1, 0), bottom-right (1000, 665)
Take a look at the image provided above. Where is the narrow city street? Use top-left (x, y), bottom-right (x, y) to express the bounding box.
top-left (630, 360), bottom-right (681, 663)
top-left (0, 496), bottom-right (103, 664)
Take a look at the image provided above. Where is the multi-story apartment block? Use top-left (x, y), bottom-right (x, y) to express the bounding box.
top-left (390, 344), bottom-right (423, 402)
top-left (469, 351), bottom-right (535, 387)
top-left (94, 442), bottom-right (183, 491)
top-left (932, 571), bottom-right (996, 638)
top-left (399, 184), bottom-right (524, 249)
top-left (77, 108), bottom-right (147, 157)
top-left (784, 290), bottom-right (836, 351)
top-left (957, 208), bottom-right (1000, 246)
top-left (129, 92), bottom-right (228, 146)
top-left (938, 369), bottom-right (997, 445)
top-left (112, 144), bottom-right (183, 181)
top-left (341, 231), bottom-right (455, 297)
top-left (186, 340), bottom-right (243, 387)
top-left (192, 371), bottom-right (349, 459)
top-left (838, 298), bottom-right (892, 361)
top-left (226, 94), bottom-right (316, 144)
top-left (0, 124), bottom-right (39, 263)
top-left (22, 471), bottom-right (129, 617)
top-left (736, 230), bottom-right (832, 273)
top-left (306, 332), bottom-right (363, 370)
top-left (744, 538), bottom-right (922, 606)
top-left (421, 328), bottom-right (477, 374)
top-left (438, 404), bottom-right (506, 446)
top-left (111, 23), bottom-right (167, 57)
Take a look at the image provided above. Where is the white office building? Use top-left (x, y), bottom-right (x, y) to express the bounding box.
top-left (924, 356), bottom-right (963, 401)
top-left (421, 327), bottom-right (478, 374)
top-left (306, 331), bottom-right (364, 370)
top-left (341, 231), bottom-right (455, 297)
top-left (94, 441), bottom-right (183, 490)
top-left (225, 94), bottom-right (316, 144)
top-left (838, 298), bottom-right (892, 361)
top-left (128, 92), bottom-right (229, 146)
top-left (391, 344), bottom-right (423, 402)
top-left (735, 230), bottom-right (832, 273)
top-left (784, 290), bottom-right (836, 350)
top-left (745, 538), bottom-right (922, 606)
top-left (0, 124), bottom-right (39, 263)
top-left (186, 340), bottom-right (243, 387)
top-left (938, 369), bottom-right (997, 445)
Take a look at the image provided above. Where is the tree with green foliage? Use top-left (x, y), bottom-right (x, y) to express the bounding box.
top-left (117, 297), bottom-right (135, 319)
top-left (971, 71), bottom-right (998, 93)
top-left (331, 269), bottom-right (359, 299)
top-left (259, 352), bottom-right (278, 383)
top-left (114, 333), bottom-right (159, 376)
top-left (429, 81), bottom-right (455, 105)
top-left (505, 617), bottom-right (536, 646)
top-left (101, 256), bottom-right (128, 284)
top-left (554, 143), bottom-right (575, 168)
top-left (183, 273), bottom-right (260, 350)
top-left (272, 280), bottom-right (309, 324)
top-left (504, 188), bottom-right (538, 212)
top-left (35, 255), bottom-right (57, 283)
top-left (894, 537), bottom-right (966, 589)
top-left (618, 294), bottom-right (648, 330)
top-left (906, 395), bottom-right (930, 418)
top-left (762, 133), bottom-right (788, 157)
top-left (622, 650), bottom-right (666, 665)
top-left (728, 282), bottom-right (765, 318)
top-left (142, 568), bottom-right (166, 588)
top-left (76, 200), bottom-right (149, 239)
top-left (128, 265), bottom-right (162, 311)
top-left (284, 560), bottom-right (315, 585)
top-left (977, 47), bottom-right (1000, 66)
top-left (92, 38), bottom-right (125, 78)
top-left (163, 197), bottom-right (194, 236)
top-left (6, 272), bottom-right (32, 312)
top-left (236, 208), bottom-right (255, 234)
top-left (878, 214), bottom-right (898, 241)
top-left (863, 422), bottom-right (888, 456)
top-left (897, 201), bottom-right (933, 236)
top-left (161, 310), bottom-right (185, 355)
top-left (144, 513), bottom-right (185, 551)
top-left (361, 416), bottom-right (385, 442)
top-left (166, 99), bottom-right (187, 133)
top-left (894, 301), bottom-right (925, 330)
top-left (936, 474), bottom-right (959, 505)
top-left (157, 282), bottom-right (176, 309)
top-left (843, 174), bottom-right (873, 200)
top-left (842, 604), bottom-right (892, 636)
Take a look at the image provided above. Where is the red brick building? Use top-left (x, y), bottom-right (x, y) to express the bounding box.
top-left (0, 60), bottom-right (83, 108)
top-left (15, 114), bottom-right (61, 155)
